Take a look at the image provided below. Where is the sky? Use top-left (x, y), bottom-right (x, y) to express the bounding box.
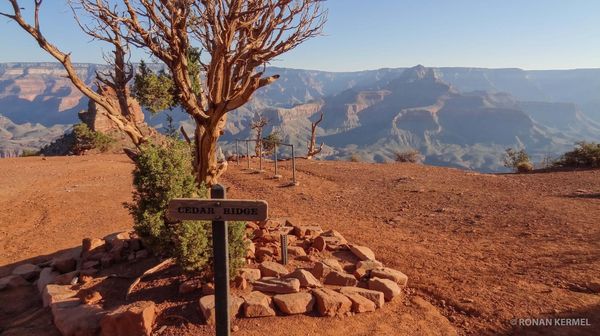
top-left (0, 0), bottom-right (599, 72)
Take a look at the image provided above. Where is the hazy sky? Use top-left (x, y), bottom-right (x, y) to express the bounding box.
top-left (1, 1), bottom-right (599, 71)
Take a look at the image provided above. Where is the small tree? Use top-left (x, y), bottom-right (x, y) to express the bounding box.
top-left (251, 115), bottom-right (269, 157)
top-left (504, 148), bottom-right (533, 173)
top-left (263, 131), bottom-right (282, 155)
top-left (307, 112), bottom-right (324, 159)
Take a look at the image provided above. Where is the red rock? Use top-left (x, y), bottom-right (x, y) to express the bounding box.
top-left (198, 295), bottom-right (245, 324)
top-left (348, 245), bottom-right (376, 261)
top-left (52, 255), bottom-right (77, 274)
top-left (81, 238), bottom-right (105, 258)
top-left (82, 291), bottom-right (103, 305)
top-left (53, 302), bottom-right (105, 336)
top-left (312, 288), bottom-right (352, 317)
top-left (0, 275), bottom-right (28, 291)
top-left (273, 292), bottom-right (315, 315)
top-left (311, 258), bottom-right (343, 278)
top-left (370, 268), bottom-right (408, 286)
top-left (233, 276), bottom-right (248, 290)
top-left (43, 284), bottom-right (77, 307)
top-left (100, 301), bottom-right (156, 336)
top-left (284, 269), bottom-right (322, 288)
top-left (339, 286), bottom-right (384, 308)
top-left (252, 277), bottom-right (300, 294)
top-left (344, 292), bottom-right (376, 313)
top-left (12, 263), bottom-right (41, 281)
top-left (242, 291), bottom-right (276, 317)
top-left (36, 267), bottom-right (58, 292)
top-left (287, 246), bottom-right (307, 257)
top-left (324, 271), bottom-right (358, 286)
top-left (238, 268), bottom-right (261, 282)
top-left (368, 277), bottom-right (401, 301)
top-left (353, 260), bottom-right (383, 279)
top-left (54, 271), bottom-right (79, 286)
top-left (259, 261), bottom-right (288, 277)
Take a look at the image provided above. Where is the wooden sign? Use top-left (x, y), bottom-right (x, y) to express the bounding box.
top-left (167, 198), bottom-right (268, 222)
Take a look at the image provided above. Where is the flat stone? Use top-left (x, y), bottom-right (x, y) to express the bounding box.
top-left (198, 295), bottom-right (246, 325)
top-left (238, 268), bottom-right (261, 282)
top-left (312, 288), bottom-right (352, 317)
top-left (324, 271), bottom-right (358, 286)
top-left (311, 258), bottom-right (343, 278)
top-left (12, 263), bottom-right (41, 281)
top-left (287, 246), bottom-right (307, 257)
top-left (52, 255), bottom-right (77, 274)
top-left (43, 284), bottom-right (77, 307)
top-left (339, 286), bottom-right (385, 309)
top-left (36, 267), bottom-right (58, 292)
top-left (371, 268), bottom-right (408, 287)
top-left (100, 301), bottom-right (155, 336)
top-left (243, 291), bottom-right (276, 317)
top-left (320, 230), bottom-right (348, 244)
top-left (252, 277), bottom-right (300, 294)
top-left (273, 293), bottom-right (315, 315)
top-left (53, 303), bottom-right (105, 336)
top-left (353, 260), bottom-right (384, 279)
top-left (284, 269), bottom-right (322, 288)
top-left (259, 261), bottom-right (288, 277)
top-left (344, 292), bottom-right (376, 313)
top-left (368, 277), bottom-right (401, 301)
top-left (0, 275), bottom-right (29, 291)
top-left (349, 245), bottom-right (376, 261)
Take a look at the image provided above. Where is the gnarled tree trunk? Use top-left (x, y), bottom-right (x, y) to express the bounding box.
top-left (194, 115), bottom-right (228, 187)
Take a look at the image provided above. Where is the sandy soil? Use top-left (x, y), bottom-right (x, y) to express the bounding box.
top-left (1, 154), bottom-right (599, 335)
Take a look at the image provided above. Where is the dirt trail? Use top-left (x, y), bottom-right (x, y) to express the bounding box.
top-left (1, 155), bottom-right (599, 335)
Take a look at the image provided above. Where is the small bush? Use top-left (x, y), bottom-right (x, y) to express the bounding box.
top-left (349, 153), bottom-right (361, 162)
top-left (503, 148), bottom-right (532, 173)
top-left (20, 149), bottom-right (40, 157)
top-left (128, 139), bottom-right (246, 275)
top-left (395, 149), bottom-right (423, 163)
top-left (516, 161), bottom-right (534, 173)
top-left (72, 123), bottom-right (115, 154)
top-left (553, 141), bottom-right (600, 168)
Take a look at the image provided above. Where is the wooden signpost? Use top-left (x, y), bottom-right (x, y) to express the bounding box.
top-left (168, 184), bottom-right (268, 336)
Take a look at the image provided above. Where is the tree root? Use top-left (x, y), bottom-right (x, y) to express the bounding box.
top-left (126, 258), bottom-right (175, 300)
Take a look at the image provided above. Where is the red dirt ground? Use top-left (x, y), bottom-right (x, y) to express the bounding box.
top-left (1, 154), bottom-right (599, 335)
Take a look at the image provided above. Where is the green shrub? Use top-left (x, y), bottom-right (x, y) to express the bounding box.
top-left (128, 139), bottom-right (247, 275)
top-left (72, 123), bottom-right (115, 154)
top-left (503, 148), bottom-right (532, 173)
top-left (553, 141), bottom-right (600, 168)
top-left (20, 149), bottom-right (40, 157)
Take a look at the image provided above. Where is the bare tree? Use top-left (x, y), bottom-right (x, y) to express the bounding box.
top-left (250, 115), bottom-right (269, 157)
top-left (70, 0), bottom-right (326, 186)
top-left (0, 0), bottom-right (148, 147)
top-left (307, 112), bottom-right (324, 159)
top-left (3, 0), bottom-right (326, 186)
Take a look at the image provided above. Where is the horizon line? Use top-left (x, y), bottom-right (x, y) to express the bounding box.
top-left (2, 61), bottom-right (600, 73)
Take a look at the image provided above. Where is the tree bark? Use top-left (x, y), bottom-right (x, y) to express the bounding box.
top-left (194, 115), bottom-right (228, 187)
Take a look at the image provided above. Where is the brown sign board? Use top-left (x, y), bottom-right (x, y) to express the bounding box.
top-left (167, 198), bottom-right (268, 222)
